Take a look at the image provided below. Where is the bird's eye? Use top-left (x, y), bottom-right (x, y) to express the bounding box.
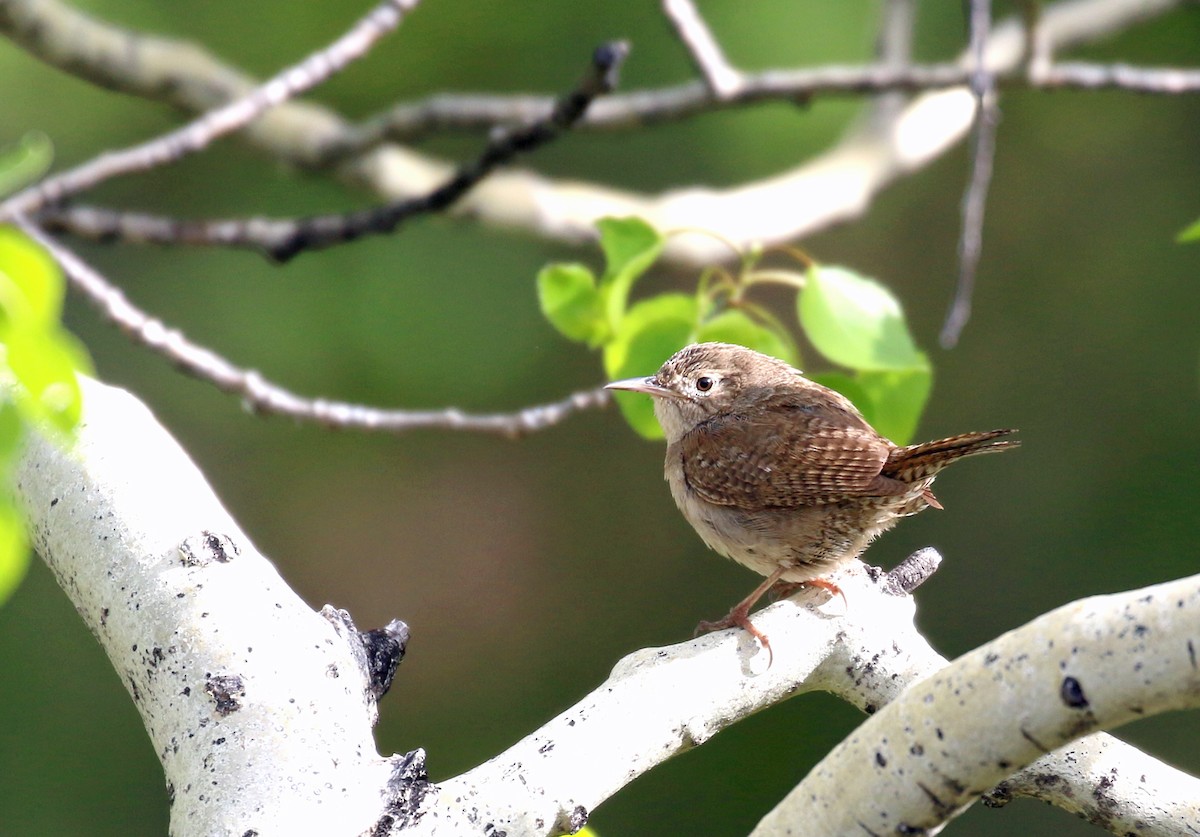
top-left (695, 376), bottom-right (714, 392)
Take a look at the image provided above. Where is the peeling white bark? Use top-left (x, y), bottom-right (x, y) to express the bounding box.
top-left (15, 377), bottom-right (399, 836)
top-left (754, 575), bottom-right (1200, 835)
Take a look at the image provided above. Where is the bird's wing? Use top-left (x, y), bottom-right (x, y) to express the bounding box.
top-left (678, 402), bottom-right (896, 509)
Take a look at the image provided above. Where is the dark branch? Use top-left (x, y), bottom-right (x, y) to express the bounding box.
top-left (15, 216), bottom-right (612, 436)
top-left (39, 42), bottom-right (630, 261)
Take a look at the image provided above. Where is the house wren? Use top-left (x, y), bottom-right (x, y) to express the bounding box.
top-left (607, 342), bottom-right (1018, 662)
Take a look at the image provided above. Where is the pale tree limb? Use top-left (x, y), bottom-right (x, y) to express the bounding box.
top-left (754, 573), bottom-right (1200, 835)
top-left (15, 217), bottom-right (613, 435)
top-left (13, 376), bottom-right (418, 835)
top-left (14, 375), bottom-right (1200, 835)
top-left (0, 0), bottom-right (1189, 265)
top-left (0, 0), bottom-right (421, 222)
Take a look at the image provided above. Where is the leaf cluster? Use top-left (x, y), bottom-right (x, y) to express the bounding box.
top-left (538, 218), bottom-right (932, 443)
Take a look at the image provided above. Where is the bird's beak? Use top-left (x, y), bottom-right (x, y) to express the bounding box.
top-left (605, 376), bottom-right (677, 398)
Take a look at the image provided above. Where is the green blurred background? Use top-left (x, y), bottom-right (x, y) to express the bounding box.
top-left (2, 1), bottom-right (1198, 834)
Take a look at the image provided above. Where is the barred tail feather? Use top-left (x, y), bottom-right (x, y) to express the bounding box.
top-left (886, 429), bottom-right (1019, 480)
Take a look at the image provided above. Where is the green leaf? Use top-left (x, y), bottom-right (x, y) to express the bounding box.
top-left (604, 293), bottom-right (697, 439)
top-left (856, 367), bottom-right (933, 445)
top-left (0, 131), bottom-right (53, 199)
top-left (536, 263), bottom-right (606, 345)
top-left (0, 499), bottom-right (30, 607)
top-left (799, 265), bottom-right (923, 371)
top-left (1178, 217), bottom-right (1200, 243)
top-left (5, 327), bottom-right (85, 434)
top-left (0, 226), bottom-right (66, 330)
top-left (596, 217), bottom-right (664, 331)
top-left (696, 308), bottom-right (799, 367)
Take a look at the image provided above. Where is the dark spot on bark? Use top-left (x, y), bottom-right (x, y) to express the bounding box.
top-left (363, 619), bottom-right (410, 701)
top-left (875, 751), bottom-right (887, 767)
top-left (917, 781), bottom-right (951, 812)
top-left (865, 703), bottom-right (877, 715)
top-left (1188, 639), bottom-right (1197, 670)
top-left (935, 728), bottom-right (944, 740)
top-left (566, 805), bottom-right (589, 833)
top-left (983, 652), bottom-right (999, 665)
top-left (100, 607), bottom-right (109, 627)
top-left (205, 674), bottom-right (245, 716)
top-left (897, 824), bottom-right (929, 835)
top-left (50, 498), bottom-right (58, 507)
top-left (1061, 676), bottom-right (1089, 708)
top-left (910, 743), bottom-right (924, 756)
top-left (538, 741), bottom-right (554, 755)
top-left (377, 748), bottom-right (432, 830)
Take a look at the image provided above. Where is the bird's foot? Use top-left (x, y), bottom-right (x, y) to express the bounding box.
top-left (695, 606), bottom-right (774, 668)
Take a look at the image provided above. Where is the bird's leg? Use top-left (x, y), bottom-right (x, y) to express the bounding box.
top-left (769, 576), bottom-right (847, 610)
top-left (695, 566), bottom-right (788, 666)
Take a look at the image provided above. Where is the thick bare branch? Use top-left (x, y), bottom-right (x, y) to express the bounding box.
top-left (755, 573), bottom-right (1200, 835)
top-left (12, 376), bottom-right (409, 835)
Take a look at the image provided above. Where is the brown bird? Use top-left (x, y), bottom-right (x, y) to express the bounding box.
top-left (607, 342), bottom-right (1017, 662)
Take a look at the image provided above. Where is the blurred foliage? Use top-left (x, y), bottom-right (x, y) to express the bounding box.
top-left (1179, 216), bottom-right (1200, 243)
top-left (0, 1), bottom-right (1198, 836)
top-left (0, 220), bottom-right (90, 606)
top-left (540, 218), bottom-right (930, 442)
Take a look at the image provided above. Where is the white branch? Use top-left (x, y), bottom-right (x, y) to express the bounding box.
top-left (754, 573), bottom-right (1200, 834)
top-left (14, 376), bottom-right (1200, 835)
top-left (14, 377), bottom-right (406, 835)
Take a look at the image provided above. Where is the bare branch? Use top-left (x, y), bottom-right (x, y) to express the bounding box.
top-left (14, 217), bottom-right (611, 435)
top-left (1030, 61), bottom-right (1200, 91)
top-left (0, 0), bottom-right (1189, 265)
top-left (37, 42), bottom-right (630, 261)
top-left (661, 0), bottom-right (743, 99)
top-left (941, 0), bottom-right (999, 348)
top-left (0, 0), bottom-right (420, 222)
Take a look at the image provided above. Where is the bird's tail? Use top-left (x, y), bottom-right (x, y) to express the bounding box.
top-left (886, 429), bottom-right (1019, 482)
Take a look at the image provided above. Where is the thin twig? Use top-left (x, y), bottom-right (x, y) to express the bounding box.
top-left (942, 0), bottom-right (999, 349)
top-left (1030, 61), bottom-right (1200, 91)
top-left (37, 42), bottom-right (628, 261)
top-left (323, 57), bottom-right (1199, 157)
top-left (14, 216), bottom-right (611, 436)
top-left (0, 0), bottom-right (420, 223)
top-left (660, 0), bottom-right (742, 99)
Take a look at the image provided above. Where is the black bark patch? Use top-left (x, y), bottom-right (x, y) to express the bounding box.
top-left (179, 531), bottom-right (240, 566)
top-left (1060, 676), bottom-right (1089, 709)
top-left (376, 748), bottom-right (433, 830)
top-left (363, 619), bottom-right (410, 700)
top-left (205, 674), bottom-right (245, 716)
